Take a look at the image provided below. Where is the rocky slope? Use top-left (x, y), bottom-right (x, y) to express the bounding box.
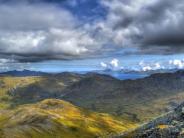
top-left (120, 102), bottom-right (184, 138)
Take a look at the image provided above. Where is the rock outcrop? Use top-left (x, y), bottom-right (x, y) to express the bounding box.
top-left (120, 102), bottom-right (184, 138)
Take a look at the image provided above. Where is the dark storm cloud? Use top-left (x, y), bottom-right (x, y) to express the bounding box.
top-left (101, 0), bottom-right (184, 53)
top-left (143, 27), bottom-right (184, 46)
top-left (139, 0), bottom-right (184, 47)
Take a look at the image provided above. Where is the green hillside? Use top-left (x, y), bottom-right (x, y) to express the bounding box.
top-left (0, 99), bottom-right (137, 138)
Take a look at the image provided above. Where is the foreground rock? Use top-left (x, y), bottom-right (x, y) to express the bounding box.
top-left (120, 102), bottom-right (184, 138)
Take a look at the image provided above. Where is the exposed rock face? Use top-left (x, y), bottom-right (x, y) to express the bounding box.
top-left (121, 102), bottom-right (184, 138)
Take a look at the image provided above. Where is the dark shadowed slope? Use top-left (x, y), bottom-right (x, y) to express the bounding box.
top-left (62, 71), bottom-right (184, 122)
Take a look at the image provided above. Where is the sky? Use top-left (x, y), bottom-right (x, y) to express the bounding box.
top-left (0, 0), bottom-right (184, 72)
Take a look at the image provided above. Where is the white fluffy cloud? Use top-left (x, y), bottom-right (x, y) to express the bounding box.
top-left (110, 58), bottom-right (119, 68)
top-left (100, 62), bottom-right (108, 68)
top-left (100, 58), bottom-right (120, 70)
top-left (0, 28), bottom-right (94, 56)
top-left (169, 60), bottom-right (184, 69)
top-left (100, 58), bottom-right (184, 72)
top-left (0, 3), bottom-right (100, 61)
top-left (139, 61), bottom-right (163, 71)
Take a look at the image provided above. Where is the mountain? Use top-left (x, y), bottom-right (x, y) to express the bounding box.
top-left (3, 70), bottom-right (184, 123)
top-left (0, 70), bottom-right (48, 77)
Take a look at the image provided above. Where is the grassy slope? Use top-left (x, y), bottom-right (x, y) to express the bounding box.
top-left (0, 99), bottom-right (137, 138)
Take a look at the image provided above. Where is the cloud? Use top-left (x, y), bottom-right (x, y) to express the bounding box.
top-left (99, 0), bottom-right (184, 53)
top-left (138, 59), bottom-right (184, 71)
top-left (110, 58), bottom-right (119, 68)
top-left (1, 0), bottom-right (184, 63)
top-left (100, 62), bottom-right (108, 68)
top-left (0, 3), bottom-right (75, 31)
top-left (139, 61), bottom-right (163, 71)
top-left (100, 58), bottom-right (184, 72)
top-left (100, 58), bottom-right (120, 70)
top-left (0, 2), bottom-right (101, 62)
top-left (169, 59), bottom-right (184, 69)
top-left (135, 59), bottom-right (184, 72)
top-left (0, 57), bottom-right (33, 72)
top-left (0, 58), bottom-right (13, 71)
top-left (0, 28), bottom-right (94, 59)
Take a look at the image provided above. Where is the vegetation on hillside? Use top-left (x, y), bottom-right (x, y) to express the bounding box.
top-left (0, 99), bottom-right (137, 138)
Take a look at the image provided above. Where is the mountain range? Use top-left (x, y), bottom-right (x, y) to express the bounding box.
top-left (1, 70), bottom-right (184, 137)
top-left (0, 70), bottom-right (48, 77)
